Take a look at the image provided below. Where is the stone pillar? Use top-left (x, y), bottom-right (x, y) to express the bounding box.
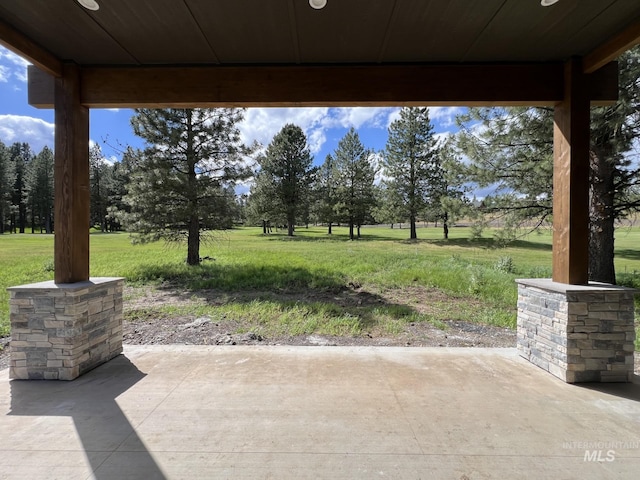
top-left (8, 277), bottom-right (124, 380)
top-left (517, 278), bottom-right (636, 383)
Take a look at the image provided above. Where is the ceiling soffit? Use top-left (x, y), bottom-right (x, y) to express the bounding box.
top-left (0, 0), bottom-right (639, 67)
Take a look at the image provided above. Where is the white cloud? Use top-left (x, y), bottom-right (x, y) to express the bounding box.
top-left (0, 65), bottom-right (8, 83)
top-left (239, 107), bottom-right (329, 154)
top-left (386, 108), bottom-right (401, 128)
top-left (0, 45), bottom-right (30, 83)
top-left (0, 114), bottom-right (54, 152)
top-left (239, 107), bottom-right (397, 155)
top-left (384, 106), bottom-right (464, 131)
top-left (330, 107), bottom-right (396, 130)
top-left (430, 107), bottom-right (464, 129)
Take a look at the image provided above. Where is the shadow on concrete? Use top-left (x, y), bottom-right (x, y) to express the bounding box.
top-left (9, 355), bottom-right (166, 479)
top-left (578, 374), bottom-right (640, 402)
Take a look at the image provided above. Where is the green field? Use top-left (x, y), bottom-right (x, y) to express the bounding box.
top-left (1, 225), bottom-right (639, 343)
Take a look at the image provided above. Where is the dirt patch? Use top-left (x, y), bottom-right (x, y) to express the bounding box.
top-left (122, 312), bottom-right (514, 349)
top-left (121, 284), bottom-right (515, 348)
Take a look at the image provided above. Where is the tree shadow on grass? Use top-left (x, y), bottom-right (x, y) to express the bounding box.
top-left (260, 232), bottom-right (406, 242)
top-left (426, 237), bottom-right (553, 251)
top-left (616, 249), bottom-right (640, 262)
top-left (129, 262), bottom-right (346, 291)
top-left (127, 263), bottom-right (431, 335)
top-left (170, 285), bottom-right (424, 335)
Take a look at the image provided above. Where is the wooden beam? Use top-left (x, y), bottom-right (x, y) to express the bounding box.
top-left (584, 19), bottom-right (640, 74)
top-left (28, 63), bottom-right (619, 109)
top-left (0, 18), bottom-right (62, 77)
top-left (78, 64), bottom-right (567, 108)
top-left (54, 63), bottom-right (90, 284)
top-left (552, 58), bottom-right (590, 285)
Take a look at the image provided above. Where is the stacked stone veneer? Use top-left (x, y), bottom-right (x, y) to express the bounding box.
top-left (8, 277), bottom-right (124, 380)
top-left (517, 278), bottom-right (636, 383)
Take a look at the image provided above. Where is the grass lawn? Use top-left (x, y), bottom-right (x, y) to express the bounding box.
top-left (0, 225), bottom-right (638, 344)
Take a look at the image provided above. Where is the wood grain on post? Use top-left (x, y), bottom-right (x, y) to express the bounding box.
top-left (54, 63), bottom-right (90, 284)
top-left (552, 58), bottom-right (590, 285)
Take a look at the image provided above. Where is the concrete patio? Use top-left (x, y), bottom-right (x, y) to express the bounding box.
top-left (1, 345), bottom-right (639, 479)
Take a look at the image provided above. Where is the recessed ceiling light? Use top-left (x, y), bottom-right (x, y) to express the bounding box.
top-left (541, 0), bottom-right (559, 6)
top-left (309, 0), bottom-right (327, 10)
top-left (77, 0), bottom-right (99, 11)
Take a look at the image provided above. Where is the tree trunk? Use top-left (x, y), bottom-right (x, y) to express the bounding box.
top-left (328, 222), bottom-right (332, 235)
top-left (357, 224), bottom-right (361, 238)
top-left (410, 215), bottom-right (417, 239)
top-left (186, 111), bottom-right (200, 266)
top-left (19, 204), bottom-right (25, 233)
top-left (349, 219), bottom-right (354, 240)
top-left (287, 211), bottom-right (295, 236)
top-left (588, 150), bottom-right (616, 284)
top-left (187, 213), bottom-right (200, 265)
top-left (443, 212), bottom-right (449, 239)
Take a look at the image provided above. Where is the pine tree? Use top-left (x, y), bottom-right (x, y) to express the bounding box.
top-left (313, 154), bottom-right (339, 234)
top-left (9, 142), bottom-right (33, 234)
top-left (89, 144), bottom-right (112, 232)
top-left (372, 181), bottom-right (404, 228)
top-left (125, 108), bottom-right (250, 265)
top-left (383, 107), bottom-right (440, 240)
top-left (333, 128), bottom-right (376, 240)
top-left (429, 140), bottom-right (470, 239)
top-left (25, 146), bottom-right (54, 233)
top-left (255, 124), bottom-right (314, 236)
top-left (0, 141), bottom-right (15, 234)
top-left (105, 146), bottom-right (137, 232)
top-left (247, 167), bottom-right (286, 231)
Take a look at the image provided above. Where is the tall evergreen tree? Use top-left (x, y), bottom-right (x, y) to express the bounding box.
top-left (106, 146), bottom-right (138, 232)
top-left (125, 108), bottom-right (250, 265)
top-left (256, 124), bottom-right (314, 236)
top-left (428, 140), bottom-right (470, 239)
top-left (0, 141), bottom-right (15, 234)
top-left (25, 146), bottom-right (54, 233)
top-left (247, 167), bottom-right (286, 231)
top-left (333, 128), bottom-right (376, 240)
top-left (372, 181), bottom-right (405, 228)
top-left (313, 154), bottom-right (339, 234)
top-left (9, 142), bottom-right (33, 234)
top-left (89, 144), bottom-right (111, 232)
top-left (383, 107), bottom-right (440, 240)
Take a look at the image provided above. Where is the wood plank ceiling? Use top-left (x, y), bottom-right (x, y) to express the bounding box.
top-left (1, 0), bottom-right (640, 68)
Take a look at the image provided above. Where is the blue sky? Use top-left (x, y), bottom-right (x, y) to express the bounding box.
top-left (0, 46), bottom-right (463, 168)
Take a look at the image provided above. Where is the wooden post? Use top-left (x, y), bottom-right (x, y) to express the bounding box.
top-left (54, 63), bottom-right (89, 284)
top-left (552, 58), bottom-right (590, 285)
